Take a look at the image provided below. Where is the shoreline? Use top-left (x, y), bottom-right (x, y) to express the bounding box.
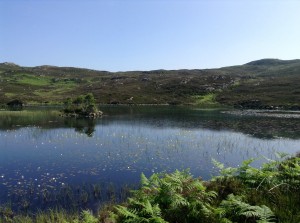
top-left (222, 109), bottom-right (300, 119)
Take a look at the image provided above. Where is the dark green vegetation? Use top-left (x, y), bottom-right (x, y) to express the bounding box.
top-left (63, 93), bottom-right (103, 118)
top-left (0, 59), bottom-right (299, 109)
top-left (1, 154), bottom-right (300, 223)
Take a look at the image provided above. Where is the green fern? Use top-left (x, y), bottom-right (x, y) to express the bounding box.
top-left (212, 158), bottom-right (238, 179)
top-left (115, 198), bottom-right (167, 223)
top-left (141, 173), bottom-right (150, 187)
top-left (115, 205), bottom-right (138, 219)
top-left (219, 194), bottom-right (276, 223)
top-left (81, 210), bottom-right (98, 223)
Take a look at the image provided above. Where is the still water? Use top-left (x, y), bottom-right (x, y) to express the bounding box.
top-left (0, 106), bottom-right (299, 211)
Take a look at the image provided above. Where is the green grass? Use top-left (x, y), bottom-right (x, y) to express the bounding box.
top-left (33, 87), bottom-right (75, 98)
top-left (0, 209), bottom-right (98, 223)
top-left (4, 93), bottom-right (17, 97)
top-left (16, 74), bottom-right (51, 86)
top-left (0, 110), bottom-right (61, 129)
top-left (192, 93), bottom-right (219, 106)
top-left (0, 110), bottom-right (60, 117)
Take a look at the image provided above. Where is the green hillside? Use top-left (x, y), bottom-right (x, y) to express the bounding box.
top-left (0, 59), bottom-right (299, 109)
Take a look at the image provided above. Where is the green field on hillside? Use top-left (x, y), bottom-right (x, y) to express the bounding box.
top-left (0, 59), bottom-right (299, 109)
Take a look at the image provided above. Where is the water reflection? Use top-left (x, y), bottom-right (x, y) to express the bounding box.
top-left (64, 118), bottom-right (96, 137)
top-left (1, 106), bottom-right (300, 139)
top-left (0, 106), bottom-right (299, 212)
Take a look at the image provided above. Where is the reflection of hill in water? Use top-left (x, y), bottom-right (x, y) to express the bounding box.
top-left (101, 107), bottom-right (300, 140)
top-left (0, 106), bottom-right (300, 139)
top-left (0, 109), bottom-right (96, 137)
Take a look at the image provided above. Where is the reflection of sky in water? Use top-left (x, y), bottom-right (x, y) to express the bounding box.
top-left (0, 115), bottom-right (300, 209)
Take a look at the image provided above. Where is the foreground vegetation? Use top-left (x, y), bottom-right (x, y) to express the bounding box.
top-left (1, 153), bottom-right (300, 223)
top-left (0, 59), bottom-right (299, 109)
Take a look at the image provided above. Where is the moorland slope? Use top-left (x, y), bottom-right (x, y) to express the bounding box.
top-left (0, 59), bottom-right (299, 109)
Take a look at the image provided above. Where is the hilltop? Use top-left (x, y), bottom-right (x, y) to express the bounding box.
top-left (0, 59), bottom-right (299, 109)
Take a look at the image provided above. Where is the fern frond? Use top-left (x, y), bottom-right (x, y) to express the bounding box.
top-left (242, 210), bottom-right (262, 218)
top-left (141, 173), bottom-right (150, 186)
top-left (219, 218), bottom-right (233, 223)
top-left (81, 210), bottom-right (98, 223)
top-left (148, 216), bottom-right (169, 223)
top-left (219, 194), bottom-right (276, 223)
top-left (142, 200), bottom-right (155, 216)
top-left (170, 193), bottom-right (189, 208)
top-left (212, 158), bottom-right (225, 170)
top-left (189, 179), bottom-right (205, 192)
top-left (256, 205), bottom-right (276, 222)
top-left (275, 152), bottom-right (289, 159)
top-left (151, 204), bottom-right (162, 217)
top-left (115, 205), bottom-right (138, 218)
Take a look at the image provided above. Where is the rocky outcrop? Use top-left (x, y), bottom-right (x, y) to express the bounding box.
top-left (61, 110), bottom-right (103, 118)
top-left (7, 99), bottom-right (24, 108)
top-left (234, 100), bottom-right (264, 109)
top-left (234, 100), bottom-right (300, 110)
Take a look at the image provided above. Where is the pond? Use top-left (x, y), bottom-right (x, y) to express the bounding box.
top-left (0, 106), bottom-right (300, 212)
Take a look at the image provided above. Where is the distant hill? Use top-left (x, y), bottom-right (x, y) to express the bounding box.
top-left (245, 58), bottom-right (300, 66)
top-left (0, 59), bottom-right (299, 109)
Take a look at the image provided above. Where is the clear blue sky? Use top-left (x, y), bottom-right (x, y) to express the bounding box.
top-left (1, 0), bottom-right (300, 71)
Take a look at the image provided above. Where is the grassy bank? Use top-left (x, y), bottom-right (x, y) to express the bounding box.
top-left (1, 153), bottom-right (300, 223)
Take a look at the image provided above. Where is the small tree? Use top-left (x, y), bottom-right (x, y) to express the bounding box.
top-left (63, 93), bottom-right (100, 116)
top-left (73, 95), bottom-right (85, 107)
top-left (64, 98), bottom-right (72, 108)
top-left (84, 93), bottom-right (96, 108)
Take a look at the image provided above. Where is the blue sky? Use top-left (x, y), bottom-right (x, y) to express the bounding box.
top-left (1, 0), bottom-right (300, 71)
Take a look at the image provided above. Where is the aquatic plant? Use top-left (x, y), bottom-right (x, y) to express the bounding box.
top-left (0, 209), bottom-right (99, 223)
top-left (0, 205), bottom-right (13, 223)
top-left (1, 155), bottom-right (300, 222)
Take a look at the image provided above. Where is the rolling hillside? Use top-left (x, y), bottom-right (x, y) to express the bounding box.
top-left (0, 59), bottom-right (299, 109)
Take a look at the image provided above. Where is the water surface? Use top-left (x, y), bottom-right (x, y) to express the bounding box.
top-left (0, 106), bottom-right (299, 211)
